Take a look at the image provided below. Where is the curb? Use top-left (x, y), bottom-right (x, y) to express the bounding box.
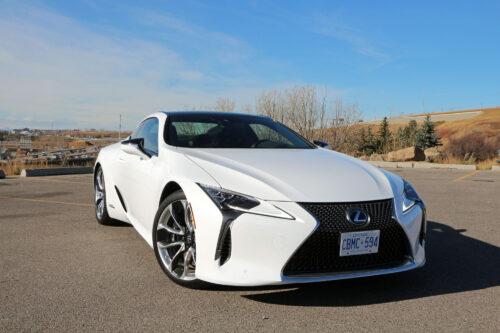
top-left (20, 167), bottom-right (93, 177)
top-left (368, 161), bottom-right (477, 170)
top-left (396, 162), bottom-right (413, 168)
top-left (368, 161), bottom-right (417, 168)
top-left (367, 161), bottom-right (399, 168)
top-left (413, 163), bottom-right (476, 170)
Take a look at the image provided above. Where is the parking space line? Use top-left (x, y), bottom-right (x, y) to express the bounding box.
top-left (0, 195), bottom-right (93, 207)
top-left (24, 178), bottom-right (93, 185)
top-left (453, 170), bottom-right (480, 182)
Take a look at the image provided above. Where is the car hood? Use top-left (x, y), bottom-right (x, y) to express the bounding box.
top-left (180, 148), bottom-right (395, 202)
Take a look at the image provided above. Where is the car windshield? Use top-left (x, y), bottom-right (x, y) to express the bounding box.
top-left (165, 113), bottom-right (315, 149)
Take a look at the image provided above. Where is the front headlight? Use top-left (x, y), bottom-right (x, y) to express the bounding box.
top-left (198, 184), bottom-right (294, 219)
top-left (402, 179), bottom-right (421, 212)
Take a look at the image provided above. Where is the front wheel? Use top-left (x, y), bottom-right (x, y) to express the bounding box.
top-left (153, 190), bottom-right (204, 288)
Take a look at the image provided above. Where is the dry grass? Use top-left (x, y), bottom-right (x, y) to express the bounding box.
top-left (427, 156), bottom-right (496, 169)
top-left (409, 107), bottom-right (493, 117)
top-left (1, 159), bottom-right (94, 176)
top-left (355, 107), bottom-right (500, 166)
top-left (1, 159), bottom-right (49, 176)
top-left (436, 107), bottom-right (500, 141)
top-left (477, 159), bottom-right (497, 170)
top-left (23, 130), bottom-right (130, 151)
top-left (358, 108), bottom-right (500, 142)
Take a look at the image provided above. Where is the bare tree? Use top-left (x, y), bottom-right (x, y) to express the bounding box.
top-left (287, 85), bottom-right (329, 140)
top-left (255, 85), bottom-right (330, 140)
top-left (242, 103), bottom-right (253, 114)
top-left (255, 89), bottom-right (285, 121)
top-left (183, 97), bottom-right (236, 112)
top-left (213, 97), bottom-right (236, 112)
top-left (328, 98), bottom-right (362, 152)
top-left (185, 86), bottom-right (362, 154)
top-left (182, 105), bottom-right (197, 111)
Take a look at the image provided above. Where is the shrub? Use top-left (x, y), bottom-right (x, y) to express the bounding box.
top-left (445, 132), bottom-right (500, 161)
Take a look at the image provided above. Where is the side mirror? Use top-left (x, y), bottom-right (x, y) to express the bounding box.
top-left (313, 140), bottom-right (330, 149)
top-left (121, 138), bottom-right (150, 158)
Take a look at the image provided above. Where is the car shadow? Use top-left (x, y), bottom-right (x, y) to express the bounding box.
top-left (107, 219), bottom-right (133, 227)
top-left (241, 221), bottom-right (500, 306)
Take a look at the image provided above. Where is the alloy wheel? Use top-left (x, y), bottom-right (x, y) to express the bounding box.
top-left (156, 199), bottom-right (196, 281)
top-left (95, 168), bottom-right (105, 220)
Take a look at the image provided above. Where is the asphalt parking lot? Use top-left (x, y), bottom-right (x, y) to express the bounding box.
top-left (1, 169), bottom-right (499, 332)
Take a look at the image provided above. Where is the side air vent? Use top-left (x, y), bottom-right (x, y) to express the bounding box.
top-left (219, 228), bottom-right (232, 265)
top-left (114, 186), bottom-right (127, 212)
top-left (419, 207), bottom-right (427, 245)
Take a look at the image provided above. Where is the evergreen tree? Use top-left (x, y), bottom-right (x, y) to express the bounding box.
top-left (377, 117), bottom-right (391, 154)
top-left (357, 127), bottom-right (367, 155)
top-left (364, 127), bottom-right (377, 156)
top-left (416, 115), bottom-right (441, 149)
top-left (394, 127), bottom-right (404, 150)
top-left (402, 120), bottom-right (418, 147)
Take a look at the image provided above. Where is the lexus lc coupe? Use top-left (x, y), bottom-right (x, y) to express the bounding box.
top-left (94, 111), bottom-right (426, 287)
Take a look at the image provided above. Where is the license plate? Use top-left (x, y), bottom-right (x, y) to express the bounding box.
top-left (340, 230), bottom-right (380, 257)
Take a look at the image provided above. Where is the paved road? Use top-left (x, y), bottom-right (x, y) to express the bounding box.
top-left (363, 110), bottom-right (483, 124)
top-left (1, 169), bottom-right (499, 332)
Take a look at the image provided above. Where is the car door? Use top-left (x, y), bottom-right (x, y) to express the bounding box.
top-left (114, 120), bottom-right (146, 213)
top-left (118, 117), bottom-right (161, 239)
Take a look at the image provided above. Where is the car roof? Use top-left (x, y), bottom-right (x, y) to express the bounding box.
top-left (160, 111), bottom-right (270, 118)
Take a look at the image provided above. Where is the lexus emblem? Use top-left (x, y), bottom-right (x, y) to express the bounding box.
top-left (346, 208), bottom-right (370, 226)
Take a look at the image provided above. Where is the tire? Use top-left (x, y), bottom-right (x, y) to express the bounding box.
top-left (153, 190), bottom-right (205, 288)
top-left (94, 167), bottom-right (114, 226)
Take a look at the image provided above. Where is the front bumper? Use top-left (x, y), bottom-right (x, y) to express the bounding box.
top-left (188, 183), bottom-right (426, 286)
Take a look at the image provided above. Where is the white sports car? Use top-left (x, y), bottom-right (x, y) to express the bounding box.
top-left (94, 111), bottom-right (426, 287)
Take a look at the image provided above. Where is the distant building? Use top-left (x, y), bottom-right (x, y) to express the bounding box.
top-left (19, 138), bottom-right (32, 149)
top-left (11, 128), bottom-right (29, 134)
top-left (20, 131), bottom-right (33, 136)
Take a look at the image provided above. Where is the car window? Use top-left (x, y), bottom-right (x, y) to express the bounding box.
top-left (249, 123), bottom-right (294, 146)
top-left (131, 118), bottom-right (159, 156)
top-left (130, 123), bottom-right (144, 140)
top-left (166, 113), bottom-right (314, 149)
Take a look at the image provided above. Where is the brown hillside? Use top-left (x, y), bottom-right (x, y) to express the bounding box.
top-left (359, 107), bottom-right (500, 142)
top-left (434, 107), bottom-right (500, 140)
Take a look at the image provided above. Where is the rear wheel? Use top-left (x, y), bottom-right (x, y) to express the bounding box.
top-left (94, 167), bottom-right (113, 225)
top-left (153, 190), bottom-right (204, 288)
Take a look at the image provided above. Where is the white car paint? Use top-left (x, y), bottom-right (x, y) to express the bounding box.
top-left (181, 147), bottom-right (394, 202)
top-left (95, 111), bottom-right (426, 286)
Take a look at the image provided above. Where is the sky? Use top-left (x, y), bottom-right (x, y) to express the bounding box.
top-left (1, 0), bottom-right (499, 130)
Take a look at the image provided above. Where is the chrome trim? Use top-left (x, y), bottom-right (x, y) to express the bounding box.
top-left (346, 207), bottom-right (371, 226)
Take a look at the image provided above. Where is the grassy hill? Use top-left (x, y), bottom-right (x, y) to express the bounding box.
top-left (360, 107), bottom-right (500, 168)
top-left (432, 107), bottom-right (500, 141)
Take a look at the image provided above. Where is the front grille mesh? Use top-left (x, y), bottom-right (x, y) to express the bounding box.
top-left (283, 199), bottom-right (410, 276)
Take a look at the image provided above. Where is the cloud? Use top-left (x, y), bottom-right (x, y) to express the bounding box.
top-left (0, 3), bottom-right (351, 130)
top-left (312, 15), bottom-right (391, 63)
top-left (0, 4), bottom-right (254, 129)
top-left (178, 70), bottom-right (205, 81)
top-left (128, 9), bottom-right (253, 64)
